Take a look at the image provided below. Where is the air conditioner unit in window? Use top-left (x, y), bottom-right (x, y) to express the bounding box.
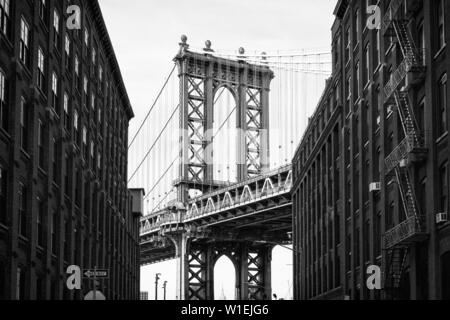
top-left (399, 159), bottom-right (408, 168)
top-left (387, 105), bottom-right (394, 114)
top-left (369, 182), bottom-right (381, 192)
top-left (436, 212), bottom-right (448, 224)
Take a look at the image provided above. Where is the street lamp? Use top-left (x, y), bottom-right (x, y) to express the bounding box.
top-left (155, 273), bottom-right (161, 300)
top-left (162, 281), bottom-right (168, 300)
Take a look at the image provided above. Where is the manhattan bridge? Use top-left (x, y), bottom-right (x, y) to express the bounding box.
top-left (128, 36), bottom-right (331, 300)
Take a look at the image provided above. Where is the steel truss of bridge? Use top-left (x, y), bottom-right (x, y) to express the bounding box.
top-left (139, 40), bottom-right (294, 300)
top-left (140, 165), bottom-right (293, 300)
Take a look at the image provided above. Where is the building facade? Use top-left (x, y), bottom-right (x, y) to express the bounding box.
top-left (293, 0), bottom-right (450, 300)
top-left (0, 0), bottom-right (141, 299)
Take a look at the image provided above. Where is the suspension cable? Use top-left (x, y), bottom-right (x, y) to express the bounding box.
top-left (128, 104), bottom-right (180, 183)
top-left (128, 64), bottom-right (176, 149)
top-left (145, 102), bottom-right (239, 214)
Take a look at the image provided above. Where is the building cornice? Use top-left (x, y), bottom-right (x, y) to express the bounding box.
top-left (89, 0), bottom-right (134, 120)
top-left (333, 0), bottom-right (350, 19)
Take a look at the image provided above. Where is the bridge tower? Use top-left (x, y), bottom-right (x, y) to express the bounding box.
top-left (170, 36), bottom-right (275, 300)
top-left (175, 35), bottom-right (273, 202)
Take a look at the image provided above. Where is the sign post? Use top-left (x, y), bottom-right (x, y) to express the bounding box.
top-left (83, 268), bottom-right (109, 300)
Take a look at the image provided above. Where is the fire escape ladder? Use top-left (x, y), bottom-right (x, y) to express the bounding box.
top-left (384, 248), bottom-right (408, 292)
top-left (395, 166), bottom-right (419, 221)
top-left (392, 20), bottom-right (420, 67)
top-left (394, 91), bottom-right (421, 146)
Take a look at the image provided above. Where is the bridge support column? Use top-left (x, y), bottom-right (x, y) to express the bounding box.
top-left (237, 243), bottom-right (273, 300)
top-left (171, 233), bottom-right (189, 300)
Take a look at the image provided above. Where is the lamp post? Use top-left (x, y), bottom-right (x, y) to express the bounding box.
top-left (162, 281), bottom-right (167, 300)
top-left (155, 273), bottom-right (161, 300)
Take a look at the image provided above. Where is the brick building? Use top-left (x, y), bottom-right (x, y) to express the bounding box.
top-left (0, 0), bottom-right (141, 299)
top-left (292, 0), bottom-right (450, 300)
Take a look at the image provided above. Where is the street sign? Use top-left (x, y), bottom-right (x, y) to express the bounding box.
top-left (83, 269), bottom-right (109, 279)
top-left (84, 290), bottom-right (106, 300)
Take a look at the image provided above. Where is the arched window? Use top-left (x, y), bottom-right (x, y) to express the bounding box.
top-left (213, 87), bottom-right (237, 183)
top-left (214, 255), bottom-right (236, 300)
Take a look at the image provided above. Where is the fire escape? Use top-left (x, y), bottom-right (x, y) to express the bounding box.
top-left (381, 0), bottom-right (428, 297)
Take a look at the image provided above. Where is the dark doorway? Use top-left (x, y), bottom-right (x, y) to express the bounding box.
top-left (442, 252), bottom-right (450, 300)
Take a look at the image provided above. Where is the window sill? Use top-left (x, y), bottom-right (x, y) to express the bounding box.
top-left (436, 131), bottom-right (448, 144)
top-left (433, 44), bottom-right (447, 61)
top-left (373, 63), bottom-right (382, 76)
top-left (0, 222), bottom-right (8, 232)
top-left (0, 127), bottom-right (11, 144)
top-left (20, 149), bottom-right (31, 161)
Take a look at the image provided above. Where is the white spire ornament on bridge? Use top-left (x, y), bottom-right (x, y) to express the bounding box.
top-left (203, 40), bottom-right (214, 53)
top-left (261, 52), bottom-right (268, 65)
top-left (237, 47), bottom-right (246, 61)
top-left (179, 34), bottom-right (189, 54)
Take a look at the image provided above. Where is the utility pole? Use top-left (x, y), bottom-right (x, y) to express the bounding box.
top-left (162, 281), bottom-right (167, 300)
top-left (155, 273), bottom-right (161, 300)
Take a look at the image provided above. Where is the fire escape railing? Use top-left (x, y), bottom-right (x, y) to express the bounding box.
top-left (381, 0), bottom-right (428, 295)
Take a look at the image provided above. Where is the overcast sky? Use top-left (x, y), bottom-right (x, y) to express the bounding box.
top-left (98, 0), bottom-right (336, 300)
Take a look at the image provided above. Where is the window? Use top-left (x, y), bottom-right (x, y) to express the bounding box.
top-left (65, 34), bottom-right (70, 56)
top-left (90, 141), bottom-right (95, 167)
top-left (375, 29), bottom-right (380, 68)
top-left (438, 74), bottom-right (447, 136)
top-left (19, 97), bottom-right (27, 151)
top-left (51, 72), bottom-right (58, 111)
top-left (346, 76), bottom-right (352, 114)
top-left (37, 48), bottom-right (45, 91)
top-left (99, 65), bottom-right (103, 84)
top-left (0, 69), bottom-right (7, 131)
top-left (83, 76), bottom-right (88, 106)
top-left (82, 126), bottom-right (88, 159)
top-left (36, 276), bottom-right (44, 300)
top-left (97, 151), bottom-right (101, 171)
top-left (92, 47), bottom-right (96, 65)
top-left (18, 183), bottom-right (27, 237)
top-left (387, 132), bottom-right (394, 154)
top-left (355, 61), bottom-right (360, 98)
top-left (98, 105), bottom-right (102, 124)
top-left (91, 92), bottom-right (95, 110)
top-left (16, 267), bottom-right (25, 300)
top-left (375, 211), bottom-right (381, 257)
top-left (84, 27), bottom-right (89, 52)
top-left (64, 153), bottom-right (70, 195)
top-left (364, 44), bottom-right (370, 85)
top-left (51, 211), bottom-right (57, 254)
top-left (38, 0), bottom-right (46, 23)
top-left (65, 34), bottom-right (71, 69)
top-left (345, 27), bottom-right (351, 64)
top-left (387, 202), bottom-right (395, 230)
top-left (0, 165), bottom-right (6, 224)
top-left (440, 164), bottom-right (448, 213)
top-left (52, 138), bottom-right (58, 182)
top-left (418, 21), bottom-right (425, 65)
top-left (37, 198), bottom-right (44, 247)
top-left (37, 120), bottom-right (44, 168)
top-left (0, 0), bottom-right (10, 37)
top-left (53, 10), bottom-right (60, 49)
top-left (19, 18), bottom-right (30, 67)
top-left (437, 0), bottom-right (446, 50)
top-left (63, 93), bottom-right (69, 129)
top-left (74, 109), bottom-right (79, 145)
top-left (74, 55), bottom-right (79, 76)
top-left (418, 98), bottom-right (425, 133)
top-left (354, 9), bottom-right (360, 46)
